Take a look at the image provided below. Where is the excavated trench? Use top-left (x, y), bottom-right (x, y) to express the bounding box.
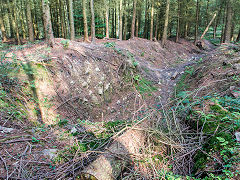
top-left (0, 38), bottom-right (216, 179)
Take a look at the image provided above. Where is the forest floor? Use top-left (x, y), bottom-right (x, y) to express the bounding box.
top-left (0, 38), bottom-right (239, 179)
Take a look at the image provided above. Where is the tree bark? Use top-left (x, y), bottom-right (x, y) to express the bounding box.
top-left (123, 0), bottom-right (127, 40)
top-left (149, 0), bottom-right (154, 41)
top-left (119, 0), bottom-right (123, 40)
top-left (105, 0), bottom-right (109, 38)
top-left (194, 0), bottom-right (199, 44)
top-left (143, 0), bottom-right (148, 39)
top-left (82, 0), bottom-right (89, 42)
top-left (81, 129), bottom-right (146, 180)
top-left (236, 29), bottom-right (240, 42)
top-left (224, 0), bottom-right (233, 43)
top-left (176, 0), bottom-right (180, 42)
top-left (90, 0), bottom-right (96, 43)
top-left (68, 0), bottom-right (75, 40)
top-left (8, 0), bottom-right (21, 44)
top-left (161, 0), bottom-right (170, 47)
top-left (0, 13), bottom-right (7, 41)
top-left (42, 0), bottom-right (54, 47)
top-left (130, 0), bottom-right (137, 39)
top-left (27, 1), bottom-right (34, 42)
top-left (200, 13), bottom-right (217, 40)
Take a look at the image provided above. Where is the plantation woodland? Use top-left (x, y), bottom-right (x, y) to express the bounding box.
top-left (0, 0), bottom-right (239, 45)
top-left (0, 0), bottom-right (240, 180)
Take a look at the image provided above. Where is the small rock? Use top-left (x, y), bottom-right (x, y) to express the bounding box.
top-left (0, 126), bottom-right (14, 133)
top-left (117, 100), bottom-right (121, 104)
top-left (105, 83), bottom-right (111, 91)
top-left (82, 82), bottom-right (88, 87)
top-left (95, 67), bottom-right (100, 72)
top-left (100, 76), bottom-right (105, 81)
top-left (89, 90), bottom-right (93, 95)
top-left (83, 98), bottom-right (88, 102)
top-left (235, 132), bottom-right (240, 142)
top-left (171, 71), bottom-right (179, 80)
top-left (71, 127), bottom-right (78, 134)
top-left (42, 149), bottom-right (58, 160)
top-left (92, 95), bottom-right (99, 104)
top-left (98, 88), bottom-right (103, 95)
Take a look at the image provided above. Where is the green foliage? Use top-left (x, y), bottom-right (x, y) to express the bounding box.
top-left (60, 39), bottom-right (70, 49)
top-left (104, 42), bottom-right (116, 48)
top-left (176, 91), bottom-right (240, 179)
top-left (133, 75), bottom-right (157, 96)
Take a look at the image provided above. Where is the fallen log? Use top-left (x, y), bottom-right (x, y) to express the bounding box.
top-left (80, 128), bottom-right (146, 180)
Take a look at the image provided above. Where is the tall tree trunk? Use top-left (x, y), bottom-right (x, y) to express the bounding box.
top-left (135, 14), bottom-right (139, 37)
top-left (105, 0), bottom-right (109, 38)
top-left (42, 0), bottom-right (54, 47)
top-left (68, 0), bottom-right (75, 40)
top-left (59, 0), bottom-right (66, 38)
top-left (20, 0), bottom-right (26, 40)
top-left (143, 0), bottom-right (148, 39)
top-left (0, 13), bottom-right (7, 41)
top-left (194, 0), bottom-right (199, 44)
top-left (119, 0), bottom-right (123, 40)
top-left (161, 0), bottom-right (170, 47)
top-left (236, 29), bottom-right (240, 42)
top-left (149, 0), bottom-right (154, 41)
top-left (82, 0), bottom-right (89, 42)
top-left (130, 0), bottom-right (137, 39)
top-left (8, 0), bottom-right (21, 44)
top-left (206, 0), bottom-right (209, 26)
top-left (224, 0), bottom-right (233, 43)
top-left (176, 0), bottom-right (180, 42)
top-left (123, 0), bottom-right (127, 40)
top-left (154, 14), bottom-right (158, 40)
top-left (213, 1), bottom-right (223, 39)
top-left (90, 0), bottom-right (96, 43)
top-left (27, 1), bottom-right (34, 42)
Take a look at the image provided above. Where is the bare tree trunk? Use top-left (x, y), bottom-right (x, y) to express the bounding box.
top-left (130, 0), bottom-right (137, 39)
top-left (0, 14), bottom-right (7, 42)
top-left (154, 15), bottom-right (158, 40)
top-left (90, 0), bottom-right (96, 43)
top-left (42, 0), bottom-right (54, 47)
top-left (82, 0), bottom-right (89, 42)
top-left (194, 0), bottom-right (199, 44)
top-left (161, 0), bottom-right (170, 47)
top-left (27, 1), bottom-right (34, 42)
top-left (81, 129), bottom-right (146, 180)
top-left (224, 0), bottom-right (233, 43)
top-left (119, 0), bottom-right (123, 40)
top-left (59, 0), bottom-right (66, 38)
top-left (135, 14), bottom-right (139, 37)
top-left (236, 29), bottom-right (240, 42)
top-left (149, 0), bottom-right (154, 41)
top-left (8, 0), bottom-right (21, 44)
top-left (123, 0), bottom-right (127, 40)
top-left (68, 0), bottom-right (75, 40)
top-left (105, 0), bottom-right (109, 38)
top-left (200, 13), bottom-right (217, 40)
top-left (176, 0), bottom-right (180, 42)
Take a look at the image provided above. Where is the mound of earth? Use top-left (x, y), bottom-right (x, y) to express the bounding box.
top-left (0, 38), bottom-right (201, 179)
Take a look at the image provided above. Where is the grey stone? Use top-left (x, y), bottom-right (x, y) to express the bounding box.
top-left (0, 126), bottom-right (14, 133)
top-left (235, 132), bottom-right (240, 142)
top-left (71, 127), bottom-right (78, 134)
top-left (42, 149), bottom-right (58, 160)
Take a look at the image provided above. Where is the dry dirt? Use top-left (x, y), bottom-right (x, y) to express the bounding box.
top-left (0, 37), bottom-right (202, 179)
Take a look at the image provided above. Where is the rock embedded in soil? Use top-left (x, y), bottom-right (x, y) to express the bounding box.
top-left (42, 149), bottom-right (58, 160)
top-left (0, 126), bottom-right (14, 133)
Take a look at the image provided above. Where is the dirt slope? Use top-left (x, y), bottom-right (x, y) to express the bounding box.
top-left (0, 38), bottom-right (200, 179)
